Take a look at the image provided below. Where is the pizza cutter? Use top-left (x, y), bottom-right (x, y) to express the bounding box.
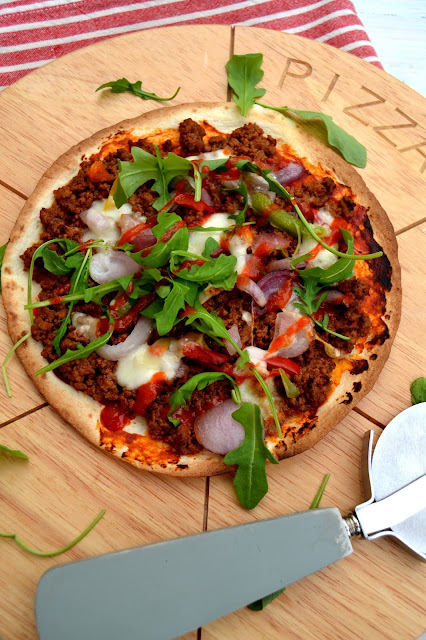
top-left (35, 404), bottom-right (426, 640)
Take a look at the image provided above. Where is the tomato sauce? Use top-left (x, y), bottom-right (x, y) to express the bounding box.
top-left (100, 404), bottom-right (131, 432)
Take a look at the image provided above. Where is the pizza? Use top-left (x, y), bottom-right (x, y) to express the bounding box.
top-left (2, 102), bottom-right (401, 501)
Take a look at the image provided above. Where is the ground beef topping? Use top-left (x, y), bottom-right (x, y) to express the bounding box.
top-left (20, 116), bottom-right (389, 458)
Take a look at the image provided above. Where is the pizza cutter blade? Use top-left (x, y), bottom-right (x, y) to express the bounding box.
top-left (35, 404), bottom-right (426, 640)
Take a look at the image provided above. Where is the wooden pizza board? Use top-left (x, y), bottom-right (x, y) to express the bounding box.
top-left (0, 25), bottom-right (424, 640)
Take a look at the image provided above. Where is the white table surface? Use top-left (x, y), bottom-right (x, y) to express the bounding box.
top-left (354, 0), bottom-right (426, 96)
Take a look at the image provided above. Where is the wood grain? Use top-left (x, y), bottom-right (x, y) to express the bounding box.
top-left (234, 27), bottom-right (426, 232)
top-left (356, 222), bottom-right (426, 424)
top-left (0, 185), bottom-right (44, 422)
top-left (0, 24), bottom-right (424, 640)
top-left (0, 406), bottom-right (204, 640)
top-left (205, 412), bottom-right (426, 640)
top-left (0, 25), bottom-right (231, 198)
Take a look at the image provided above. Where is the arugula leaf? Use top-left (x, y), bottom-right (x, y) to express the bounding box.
top-left (279, 369), bottom-right (299, 398)
top-left (2, 331), bottom-right (31, 398)
top-left (293, 202), bottom-right (382, 261)
top-left (202, 238), bottom-right (220, 258)
top-left (133, 226), bottom-right (189, 268)
top-left (152, 211), bottom-right (182, 239)
top-left (226, 53), bottom-right (266, 116)
top-left (192, 161), bottom-right (202, 202)
top-left (256, 103), bottom-right (367, 168)
top-left (224, 403), bottom-right (278, 509)
top-left (153, 149), bottom-right (194, 211)
top-left (34, 331), bottom-right (113, 376)
top-left (168, 372), bottom-right (241, 426)
top-left (141, 297), bottom-right (164, 319)
top-left (96, 77), bottom-right (180, 102)
top-left (198, 158), bottom-right (228, 172)
top-left (411, 377), bottom-right (426, 405)
top-left (0, 443), bottom-right (28, 459)
top-left (170, 250), bottom-right (237, 288)
top-left (248, 472), bottom-right (330, 610)
top-left (310, 472), bottom-right (331, 509)
top-left (0, 242), bottom-right (7, 291)
top-left (227, 181), bottom-right (248, 227)
top-left (114, 147), bottom-right (192, 210)
top-left (114, 147), bottom-right (158, 208)
top-left (247, 589), bottom-right (285, 612)
top-left (298, 229), bottom-right (355, 286)
top-left (51, 247), bottom-right (92, 356)
top-left (155, 280), bottom-right (188, 335)
top-left (0, 509), bottom-right (105, 557)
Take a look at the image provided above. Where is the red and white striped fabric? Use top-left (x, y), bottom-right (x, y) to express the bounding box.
top-left (0, 0), bottom-right (382, 90)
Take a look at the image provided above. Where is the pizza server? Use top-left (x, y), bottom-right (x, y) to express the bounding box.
top-left (35, 403), bottom-right (426, 640)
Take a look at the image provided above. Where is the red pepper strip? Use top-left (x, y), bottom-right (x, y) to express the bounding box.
top-left (87, 160), bottom-right (114, 183)
top-left (161, 219), bottom-right (186, 243)
top-left (216, 167), bottom-right (241, 181)
top-left (113, 293), bottom-right (156, 333)
top-left (109, 292), bottom-right (129, 318)
top-left (182, 343), bottom-right (229, 365)
top-left (134, 372), bottom-right (166, 417)
top-left (297, 201), bottom-right (315, 223)
top-left (118, 222), bottom-right (150, 247)
top-left (265, 356), bottom-right (301, 376)
top-left (173, 193), bottom-right (215, 213)
top-left (96, 317), bottom-right (110, 337)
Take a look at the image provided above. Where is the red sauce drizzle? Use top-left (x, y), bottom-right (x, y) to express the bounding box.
top-left (100, 404), bottom-right (131, 432)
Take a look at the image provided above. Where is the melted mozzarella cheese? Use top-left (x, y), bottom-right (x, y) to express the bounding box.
top-left (71, 312), bottom-right (98, 341)
top-left (315, 207), bottom-right (334, 227)
top-left (242, 310), bottom-right (252, 325)
top-left (82, 199), bottom-right (132, 244)
top-left (116, 340), bottom-right (181, 390)
top-left (188, 213), bottom-right (234, 256)
top-left (229, 234), bottom-right (251, 275)
top-left (186, 150), bottom-right (229, 162)
top-left (309, 247), bottom-right (339, 269)
top-left (123, 418), bottom-right (148, 435)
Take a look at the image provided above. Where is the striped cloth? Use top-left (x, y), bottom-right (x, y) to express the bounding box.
top-left (0, 0), bottom-right (382, 90)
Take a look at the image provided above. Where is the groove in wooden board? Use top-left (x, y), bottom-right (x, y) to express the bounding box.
top-left (0, 25), bottom-right (232, 197)
top-left (356, 223), bottom-right (426, 424)
top-left (0, 405), bottom-right (204, 640)
top-left (204, 411), bottom-right (426, 640)
top-left (0, 185), bottom-right (44, 421)
top-left (233, 27), bottom-right (426, 232)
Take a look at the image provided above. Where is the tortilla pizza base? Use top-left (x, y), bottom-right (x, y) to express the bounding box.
top-left (2, 102), bottom-right (401, 477)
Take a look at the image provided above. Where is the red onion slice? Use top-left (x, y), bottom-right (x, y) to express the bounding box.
top-left (269, 310), bottom-right (314, 359)
top-left (270, 163), bottom-right (306, 186)
top-left (224, 323), bottom-right (242, 355)
top-left (194, 399), bottom-right (245, 455)
top-left (132, 228), bottom-right (157, 251)
top-left (324, 290), bottom-right (345, 304)
top-left (201, 188), bottom-right (214, 207)
top-left (118, 214), bottom-right (141, 234)
top-left (80, 207), bottom-right (111, 232)
top-left (89, 249), bottom-right (140, 284)
top-left (273, 310), bottom-right (300, 340)
top-left (96, 318), bottom-right (152, 361)
top-left (257, 271), bottom-right (291, 299)
top-left (237, 276), bottom-right (267, 308)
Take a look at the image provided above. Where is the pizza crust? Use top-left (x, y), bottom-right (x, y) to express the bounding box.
top-left (2, 102), bottom-right (401, 477)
